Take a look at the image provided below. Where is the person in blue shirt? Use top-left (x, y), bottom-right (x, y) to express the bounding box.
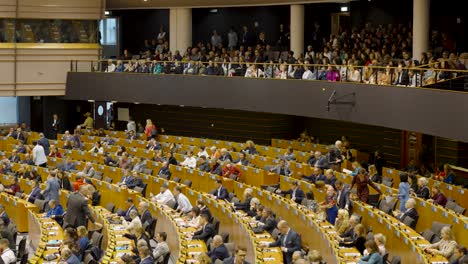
top-left (77, 226), bottom-right (90, 260)
top-left (350, 162), bottom-right (361, 177)
top-left (397, 173), bottom-right (411, 212)
top-left (46, 199), bottom-right (64, 225)
top-left (60, 247), bottom-right (81, 264)
top-left (444, 167), bottom-right (456, 185)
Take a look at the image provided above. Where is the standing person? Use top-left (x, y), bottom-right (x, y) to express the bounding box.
top-left (32, 140), bottom-right (47, 167)
top-left (0, 238), bottom-right (16, 264)
top-left (51, 114), bottom-right (61, 140)
top-left (397, 173), bottom-right (411, 212)
top-left (80, 112), bottom-right (94, 129)
top-left (350, 168), bottom-right (382, 203)
top-left (127, 116), bottom-right (136, 133)
top-left (228, 27), bottom-right (238, 50)
top-left (64, 185), bottom-right (95, 228)
top-left (42, 173), bottom-right (60, 203)
top-left (264, 220), bottom-right (301, 264)
top-left (144, 119), bottom-right (157, 140)
top-left (38, 133), bottom-right (50, 156)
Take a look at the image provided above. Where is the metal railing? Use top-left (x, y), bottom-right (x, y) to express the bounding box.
top-left (69, 59), bottom-right (468, 91)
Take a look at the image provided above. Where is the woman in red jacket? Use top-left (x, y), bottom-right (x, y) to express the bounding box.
top-left (144, 119), bottom-right (157, 140)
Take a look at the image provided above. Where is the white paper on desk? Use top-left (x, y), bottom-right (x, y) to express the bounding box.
top-left (263, 258), bottom-right (276, 261)
top-left (49, 226), bottom-right (59, 230)
top-left (344, 253), bottom-right (360, 257)
top-left (186, 260), bottom-right (197, 264)
top-left (327, 230), bottom-right (337, 235)
top-left (264, 248), bottom-right (280, 253)
top-left (115, 252), bottom-right (126, 258)
top-left (48, 232), bottom-right (57, 236)
top-left (418, 244), bottom-right (430, 248)
top-left (46, 246), bottom-right (60, 250)
top-left (431, 262), bottom-right (448, 264)
top-left (342, 168), bottom-right (353, 174)
top-left (346, 262), bottom-right (357, 264)
top-left (188, 244), bottom-right (201, 248)
top-left (113, 226), bottom-right (126, 231)
top-left (116, 240), bottom-right (131, 245)
top-left (190, 252), bottom-right (202, 256)
top-left (255, 234), bottom-right (269, 238)
top-left (258, 241), bottom-right (270, 245)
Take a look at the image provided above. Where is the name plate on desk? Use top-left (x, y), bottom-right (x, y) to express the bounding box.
top-left (285, 204), bottom-right (290, 210)
top-left (293, 209), bottom-right (298, 215)
top-left (237, 183), bottom-right (243, 188)
top-left (453, 217), bottom-right (459, 224)
top-left (420, 201), bottom-right (426, 207)
top-left (267, 194), bottom-right (272, 200)
top-left (257, 191), bottom-right (263, 197)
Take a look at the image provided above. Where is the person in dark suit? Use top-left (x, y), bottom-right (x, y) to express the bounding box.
top-left (233, 152), bottom-right (250, 166)
top-left (51, 114), bottom-right (61, 140)
top-left (335, 181), bottom-right (352, 212)
top-left (234, 188), bottom-right (253, 212)
top-left (118, 198), bottom-right (137, 221)
top-left (197, 200), bottom-right (212, 221)
top-left (22, 180), bottom-right (42, 203)
top-left (208, 235), bottom-right (230, 262)
top-left (222, 247), bottom-right (250, 264)
top-left (198, 156), bottom-right (211, 172)
top-left (307, 151), bottom-right (328, 169)
top-left (38, 133), bottom-right (50, 156)
top-left (0, 205), bottom-right (10, 226)
top-left (64, 185), bottom-right (94, 228)
top-left (138, 201), bottom-right (153, 228)
top-left (138, 246), bottom-right (155, 264)
top-left (219, 148), bottom-right (233, 162)
top-left (126, 171), bottom-right (144, 190)
top-left (270, 159), bottom-right (293, 176)
top-left (276, 181), bottom-right (305, 204)
top-left (258, 207), bottom-right (276, 234)
top-left (213, 179), bottom-right (229, 200)
top-left (59, 156), bottom-right (76, 172)
top-left (192, 214), bottom-right (214, 243)
top-left (157, 161), bottom-right (172, 178)
top-left (393, 198), bottom-right (419, 227)
top-left (264, 220), bottom-right (301, 264)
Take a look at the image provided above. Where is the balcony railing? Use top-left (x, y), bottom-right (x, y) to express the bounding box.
top-left (69, 59), bottom-right (468, 91)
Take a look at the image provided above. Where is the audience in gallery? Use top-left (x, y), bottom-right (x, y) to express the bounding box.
top-left (104, 22), bottom-right (467, 88)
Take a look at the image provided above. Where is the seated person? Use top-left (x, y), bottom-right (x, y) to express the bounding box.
top-left (283, 147), bottom-right (296, 161)
top-left (59, 156), bottom-right (76, 172)
top-left (247, 198), bottom-right (260, 217)
top-left (0, 205), bottom-right (10, 225)
top-left (45, 199), bottom-right (64, 225)
top-left (180, 151), bottom-right (197, 169)
top-left (152, 232), bottom-right (170, 264)
top-left (123, 210), bottom-right (142, 232)
top-left (222, 161), bottom-right (242, 180)
top-left (210, 159), bottom-right (223, 176)
top-left (302, 167), bottom-right (326, 183)
top-left (392, 198), bottom-right (419, 228)
top-left (0, 238), bottom-right (16, 264)
top-left (234, 188), bottom-right (253, 212)
top-left (363, 233), bottom-right (387, 256)
top-left (3, 177), bottom-right (21, 195)
top-left (219, 148), bottom-right (233, 162)
top-left (22, 179), bottom-right (43, 203)
top-left (207, 235), bottom-right (230, 263)
top-left (257, 207), bottom-right (277, 234)
top-left (335, 209), bottom-right (350, 236)
top-left (358, 240), bottom-right (383, 264)
top-left (126, 172), bottom-right (144, 190)
top-left (428, 183), bottom-right (448, 207)
top-left (242, 140), bottom-right (258, 155)
top-left (77, 226), bottom-right (90, 260)
top-left (197, 156), bottom-right (211, 172)
top-left (276, 181), bottom-right (305, 204)
top-left (222, 247), bottom-right (250, 264)
top-left (132, 157), bottom-right (147, 173)
top-left (270, 159), bottom-right (292, 176)
top-left (188, 207), bottom-right (202, 229)
top-left (338, 224), bottom-right (366, 254)
top-left (425, 226), bottom-right (457, 259)
top-left (233, 152), bottom-right (250, 166)
top-left (308, 250), bottom-right (325, 264)
top-left (191, 213), bottom-right (214, 243)
top-left (81, 162), bottom-right (95, 177)
top-left (157, 161), bottom-right (172, 178)
top-left (302, 191), bottom-right (318, 212)
top-left (72, 173), bottom-right (87, 191)
top-left (151, 184), bottom-right (175, 207)
top-left (213, 179), bottom-right (229, 200)
top-left (449, 245), bottom-right (467, 264)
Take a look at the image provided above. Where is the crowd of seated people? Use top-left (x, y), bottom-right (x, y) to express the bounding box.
top-left (102, 22), bottom-right (467, 88)
top-left (2, 121), bottom-right (468, 263)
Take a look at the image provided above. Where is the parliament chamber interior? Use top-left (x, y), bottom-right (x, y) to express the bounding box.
top-left (0, 0), bottom-right (467, 263)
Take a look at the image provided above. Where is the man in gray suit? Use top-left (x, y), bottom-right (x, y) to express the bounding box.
top-left (152, 232), bottom-right (170, 264)
top-left (64, 185), bottom-right (94, 228)
top-left (42, 173), bottom-right (60, 202)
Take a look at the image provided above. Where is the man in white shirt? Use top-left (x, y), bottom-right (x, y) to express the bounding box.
top-left (127, 117), bottom-right (136, 133)
top-left (174, 186), bottom-right (192, 214)
top-left (302, 63), bottom-right (315, 80)
top-left (152, 184), bottom-right (175, 207)
top-left (32, 141), bottom-right (47, 167)
top-left (180, 151), bottom-right (197, 169)
top-left (0, 238), bottom-right (16, 264)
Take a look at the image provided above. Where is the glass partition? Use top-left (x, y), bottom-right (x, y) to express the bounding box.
top-left (0, 18), bottom-right (98, 43)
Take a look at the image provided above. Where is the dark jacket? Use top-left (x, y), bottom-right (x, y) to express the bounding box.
top-left (192, 223), bottom-right (215, 242)
top-left (214, 186), bottom-right (229, 200)
top-left (208, 244), bottom-right (230, 262)
top-left (281, 188), bottom-right (305, 204)
top-left (269, 229), bottom-right (302, 264)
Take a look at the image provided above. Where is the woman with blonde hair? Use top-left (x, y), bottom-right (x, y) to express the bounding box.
top-left (426, 226), bottom-right (458, 258)
top-left (243, 140), bottom-right (258, 155)
top-left (196, 252), bottom-right (212, 264)
top-left (364, 233), bottom-right (387, 256)
top-left (335, 209), bottom-right (350, 235)
top-left (144, 119), bottom-right (157, 140)
top-left (350, 161), bottom-right (361, 177)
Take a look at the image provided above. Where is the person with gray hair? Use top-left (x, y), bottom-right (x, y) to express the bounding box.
top-left (124, 209), bottom-right (142, 232)
top-left (81, 162), bottom-right (95, 177)
top-left (59, 246), bottom-right (80, 264)
top-left (207, 235), bottom-right (229, 262)
top-left (415, 177), bottom-right (430, 199)
top-left (292, 251), bottom-right (303, 263)
top-left (138, 245), bottom-right (155, 264)
top-left (393, 198), bottom-right (419, 228)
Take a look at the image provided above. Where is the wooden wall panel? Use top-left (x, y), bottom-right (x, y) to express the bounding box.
top-left (16, 0), bottom-right (104, 19)
top-left (0, 0), bottom-right (16, 18)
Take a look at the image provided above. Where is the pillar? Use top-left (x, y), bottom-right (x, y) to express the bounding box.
top-left (169, 8), bottom-right (192, 53)
top-left (290, 4), bottom-right (304, 57)
top-left (412, 0), bottom-right (429, 61)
